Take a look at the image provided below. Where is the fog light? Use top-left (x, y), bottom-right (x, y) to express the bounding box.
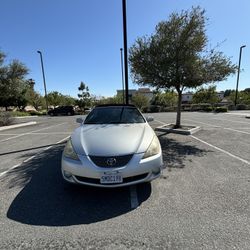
top-left (152, 168), bottom-right (161, 175)
top-left (64, 171), bottom-right (72, 178)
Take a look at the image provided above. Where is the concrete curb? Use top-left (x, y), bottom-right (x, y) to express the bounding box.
top-left (155, 123), bottom-right (201, 135)
top-left (0, 121), bottom-right (37, 131)
top-left (14, 116), bottom-right (38, 119)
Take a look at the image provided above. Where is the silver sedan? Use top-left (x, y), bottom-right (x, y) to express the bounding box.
top-left (61, 104), bottom-right (163, 187)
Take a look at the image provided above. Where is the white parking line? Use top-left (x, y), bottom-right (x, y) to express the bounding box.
top-left (155, 119), bottom-right (167, 125)
top-left (0, 132), bottom-right (71, 136)
top-left (212, 118), bottom-right (250, 125)
top-left (0, 133), bottom-right (18, 136)
top-left (156, 118), bottom-right (250, 136)
top-left (191, 135), bottom-right (250, 166)
top-left (30, 132), bottom-right (71, 135)
top-left (0, 136), bottom-right (70, 178)
top-left (130, 185), bottom-right (139, 209)
top-left (223, 127), bottom-right (250, 135)
top-left (0, 122), bottom-right (67, 142)
top-left (183, 119), bottom-right (220, 128)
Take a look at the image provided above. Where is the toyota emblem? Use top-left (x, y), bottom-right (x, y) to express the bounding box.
top-left (106, 158), bottom-right (117, 166)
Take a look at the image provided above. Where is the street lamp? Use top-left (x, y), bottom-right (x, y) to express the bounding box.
top-left (235, 45), bottom-right (246, 106)
top-left (120, 48), bottom-right (125, 104)
top-left (37, 50), bottom-right (49, 112)
top-left (122, 0), bottom-right (129, 104)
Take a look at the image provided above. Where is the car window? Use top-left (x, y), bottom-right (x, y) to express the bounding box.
top-left (84, 107), bottom-right (145, 124)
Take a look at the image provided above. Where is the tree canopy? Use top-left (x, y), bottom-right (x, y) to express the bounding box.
top-left (192, 86), bottom-right (219, 105)
top-left (76, 82), bottom-right (91, 110)
top-left (0, 51), bottom-right (29, 110)
top-left (129, 6), bottom-right (237, 127)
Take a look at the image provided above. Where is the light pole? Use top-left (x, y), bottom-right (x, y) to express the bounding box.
top-left (37, 50), bottom-right (49, 112)
top-left (120, 48), bottom-right (125, 104)
top-left (122, 0), bottom-right (129, 104)
top-left (235, 45), bottom-right (246, 106)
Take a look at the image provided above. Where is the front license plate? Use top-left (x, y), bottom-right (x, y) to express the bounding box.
top-left (100, 175), bottom-right (123, 184)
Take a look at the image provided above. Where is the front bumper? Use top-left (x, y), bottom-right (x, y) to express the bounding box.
top-left (61, 152), bottom-right (163, 188)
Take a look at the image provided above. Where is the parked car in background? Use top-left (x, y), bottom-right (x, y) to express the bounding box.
top-left (61, 104), bottom-right (163, 187)
top-left (48, 106), bottom-right (75, 116)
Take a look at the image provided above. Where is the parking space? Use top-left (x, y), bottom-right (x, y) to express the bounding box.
top-left (0, 112), bottom-right (250, 249)
top-left (0, 116), bottom-right (81, 173)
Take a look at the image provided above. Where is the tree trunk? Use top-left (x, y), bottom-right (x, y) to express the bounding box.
top-left (175, 91), bottom-right (182, 128)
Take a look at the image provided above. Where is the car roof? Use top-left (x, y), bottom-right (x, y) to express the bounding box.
top-left (95, 104), bottom-right (136, 108)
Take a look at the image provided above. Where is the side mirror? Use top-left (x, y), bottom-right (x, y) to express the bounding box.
top-left (76, 117), bottom-right (83, 124)
top-left (146, 116), bottom-right (154, 122)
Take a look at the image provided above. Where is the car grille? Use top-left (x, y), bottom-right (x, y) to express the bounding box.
top-left (89, 154), bottom-right (133, 168)
top-left (74, 173), bottom-right (148, 185)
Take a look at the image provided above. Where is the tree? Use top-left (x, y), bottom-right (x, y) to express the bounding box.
top-left (0, 51), bottom-right (29, 110)
top-left (77, 81), bottom-right (91, 110)
top-left (131, 93), bottom-right (149, 110)
top-left (62, 95), bottom-right (76, 106)
top-left (26, 88), bottom-right (45, 110)
top-left (47, 91), bottom-right (64, 107)
top-left (224, 89), bottom-right (233, 97)
top-left (151, 90), bottom-right (178, 107)
top-left (129, 7), bottom-right (237, 128)
top-left (192, 85), bottom-right (219, 105)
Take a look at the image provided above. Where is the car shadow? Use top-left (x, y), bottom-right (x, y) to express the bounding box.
top-left (6, 145), bottom-right (151, 226)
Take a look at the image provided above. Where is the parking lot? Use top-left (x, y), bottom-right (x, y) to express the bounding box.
top-left (0, 112), bottom-right (250, 249)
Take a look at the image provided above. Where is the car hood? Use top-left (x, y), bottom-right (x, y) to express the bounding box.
top-left (71, 123), bottom-right (155, 156)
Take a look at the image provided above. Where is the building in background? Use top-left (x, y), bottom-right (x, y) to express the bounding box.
top-left (217, 91), bottom-right (225, 101)
top-left (181, 92), bottom-right (193, 103)
top-left (117, 88), bottom-right (153, 101)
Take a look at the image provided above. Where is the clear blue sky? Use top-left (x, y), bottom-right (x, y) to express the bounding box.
top-left (0, 0), bottom-right (249, 97)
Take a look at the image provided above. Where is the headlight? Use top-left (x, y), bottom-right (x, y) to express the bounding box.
top-left (142, 136), bottom-right (160, 159)
top-left (63, 138), bottom-right (80, 161)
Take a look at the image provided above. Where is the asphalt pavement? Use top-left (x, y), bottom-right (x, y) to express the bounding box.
top-left (0, 112), bottom-right (249, 249)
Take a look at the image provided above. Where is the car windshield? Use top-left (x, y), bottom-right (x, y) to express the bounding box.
top-left (84, 106), bottom-right (145, 124)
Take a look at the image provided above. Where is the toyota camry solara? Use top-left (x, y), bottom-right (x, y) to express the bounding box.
top-left (61, 104), bottom-right (163, 187)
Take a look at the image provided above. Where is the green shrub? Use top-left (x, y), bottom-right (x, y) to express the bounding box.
top-left (227, 104), bottom-right (236, 111)
top-left (215, 107), bottom-right (228, 112)
top-left (148, 105), bottom-right (160, 113)
top-left (236, 104), bottom-right (247, 110)
top-left (160, 106), bottom-right (176, 112)
top-left (27, 110), bottom-right (47, 116)
top-left (204, 106), bottom-right (213, 112)
top-left (0, 112), bottom-right (14, 126)
top-left (11, 111), bottom-right (31, 117)
top-left (38, 111), bottom-right (47, 115)
top-left (181, 104), bottom-right (191, 111)
top-left (190, 104), bottom-right (202, 111)
top-left (141, 106), bottom-right (149, 113)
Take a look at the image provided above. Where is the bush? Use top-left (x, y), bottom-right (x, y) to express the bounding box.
top-left (227, 104), bottom-right (236, 111)
top-left (236, 104), bottom-right (247, 110)
top-left (11, 111), bottom-right (31, 117)
top-left (215, 107), bottom-right (228, 112)
top-left (148, 105), bottom-right (160, 113)
top-left (29, 111), bottom-right (40, 116)
top-left (181, 104), bottom-right (191, 111)
top-left (141, 106), bottom-right (149, 113)
top-left (0, 112), bottom-right (14, 126)
top-left (28, 110), bottom-right (47, 116)
top-left (162, 106), bottom-right (176, 112)
top-left (190, 104), bottom-right (202, 111)
top-left (204, 106), bottom-right (213, 112)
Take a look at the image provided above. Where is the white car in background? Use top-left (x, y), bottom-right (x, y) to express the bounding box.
top-left (61, 104), bottom-right (163, 187)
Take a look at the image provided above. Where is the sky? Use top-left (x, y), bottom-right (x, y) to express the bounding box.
top-left (0, 0), bottom-right (249, 98)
